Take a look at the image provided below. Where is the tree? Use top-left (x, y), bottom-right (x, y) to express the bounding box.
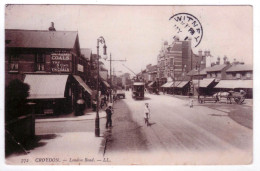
top-left (5, 79), bottom-right (30, 121)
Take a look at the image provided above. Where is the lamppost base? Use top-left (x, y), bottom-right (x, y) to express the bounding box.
top-left (95, 118), bottom-right (100, 137)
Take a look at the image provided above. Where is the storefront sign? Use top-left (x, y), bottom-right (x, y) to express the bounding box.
top-left (77, 64), bottom-right (84, 72)
top-left (51, 53), bottom-right (72, 72)
top-left (51, 53), bottom-right (72, 61)
top-left (51, 60), bottom-right (71, 72)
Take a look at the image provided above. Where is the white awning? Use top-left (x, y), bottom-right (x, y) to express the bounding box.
top-left (176, 81), bottom-right (189, 88)
top-left (148, 81), bottom-right (155, 87)
top-left (133, 82), bottom-right (145, 86)
top-left (24, 74), bottom-right (69, 99)
top-left (215, 80), bottom-right (253, 89)
top-left (199, 78), bottom-right (215, 88)
top-left (161, 81), bottom-right (174, 88)
top-left (73, 75), bottom-right (93, 95)
top-left (102, 80), bottom-right (110, 88)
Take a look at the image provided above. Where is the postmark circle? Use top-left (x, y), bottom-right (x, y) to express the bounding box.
top-left (169, 13), bottom-right (203, 47)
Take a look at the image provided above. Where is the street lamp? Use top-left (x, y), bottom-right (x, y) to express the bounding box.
top-left (95, 36), bottom-right (107, 137)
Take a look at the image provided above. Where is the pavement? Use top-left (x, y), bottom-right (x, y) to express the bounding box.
top-left (6, 106), bottom-right (111, 165)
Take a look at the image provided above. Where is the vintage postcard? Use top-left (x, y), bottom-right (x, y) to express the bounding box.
top-left (3, 4), bottom-right (253, 166)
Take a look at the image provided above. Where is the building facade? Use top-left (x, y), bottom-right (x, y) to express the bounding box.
top-left (5, 26), bottom-right (93, 114)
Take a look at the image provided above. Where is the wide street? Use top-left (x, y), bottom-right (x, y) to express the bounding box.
top-left (34, 91), bottom-right (253, 164)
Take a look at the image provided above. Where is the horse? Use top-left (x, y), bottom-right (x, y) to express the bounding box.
top-left (214, 91), bottom-right (232, 104)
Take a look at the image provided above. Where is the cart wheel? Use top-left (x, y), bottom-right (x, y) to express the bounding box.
top-left (234, 97), bottom-right (240, 104)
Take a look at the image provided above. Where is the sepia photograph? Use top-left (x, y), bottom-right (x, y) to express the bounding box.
top-left (3, 4), bottom-right (255, 166)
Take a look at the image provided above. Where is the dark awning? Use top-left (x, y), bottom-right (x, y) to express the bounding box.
top-left (176, 81), bottom-right (189, 88)
top-left (73, 75), bottom-right (93, 95)
top-left (199, 78), bottom-right (215, 88)
top-left (24, 74), bottom-right (69, 99)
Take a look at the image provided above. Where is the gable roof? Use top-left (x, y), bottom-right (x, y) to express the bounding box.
top-left (206, 64), bottom-right (229, 72)
top-left (81, 48), bottom-right (92, 60)
top-left (187, 67), bottom-right (207, 76)
top-left (226, 64), bottom-right (253, 72)
top-left (5, 29), bottom-right (78, 49)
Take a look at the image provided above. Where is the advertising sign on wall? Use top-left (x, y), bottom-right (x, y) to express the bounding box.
top-left (51, 53), bottom-right (72, 72)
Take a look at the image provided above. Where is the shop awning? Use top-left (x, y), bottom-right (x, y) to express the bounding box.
top-left (133, 82), bottom-right (145, 86)
top-left (161, 81), bottom-right (173, 88)
top-left (176, 81), bottom-right (190, 88)
top-left (73, 75), bottom-right (93, 95)
top-left (199, 78), bottom-right (215, 88)
top-left (24, 74), bottom-right (69, 99)
top-left (215, 80), bottom-right (253, 89)
top-left (148, 81), bottom-right (155, 87)
top-left (172, 81), bottom-right (181, 87)
top-left (102, 80), bottom-right (110, 88)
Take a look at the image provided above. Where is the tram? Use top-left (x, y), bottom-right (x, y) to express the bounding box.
top-left (132, 81), bottom-right (145, 100)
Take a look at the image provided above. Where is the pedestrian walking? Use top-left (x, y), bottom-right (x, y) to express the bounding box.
top-left (189, 98), bottom-right (193, 108)
top-left (105, 105), bottom-right (113, 128)
top-left (144, 103), bottom-right (151, 126)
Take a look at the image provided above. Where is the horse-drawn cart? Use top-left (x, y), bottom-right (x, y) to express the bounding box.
top-left (198, 95), bottom-right (218, 104)
top-left (214, 90), bottom-right (246, 104)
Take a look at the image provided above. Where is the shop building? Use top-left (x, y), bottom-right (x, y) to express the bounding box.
top-left (5, 26), bottom-right (93, 114)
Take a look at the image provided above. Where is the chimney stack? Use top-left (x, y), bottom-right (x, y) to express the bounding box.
top-left (216, 56), bottom-right (220, 65)
top-left (223, 56), bottom-right (227, 64)
top-left (49, 22), bottom-right (56, 31)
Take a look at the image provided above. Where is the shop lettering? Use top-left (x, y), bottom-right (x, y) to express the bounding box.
top-left (51, 61), bottom-right (70, 72)
top-left (51, 53), bottom-right (72, 60)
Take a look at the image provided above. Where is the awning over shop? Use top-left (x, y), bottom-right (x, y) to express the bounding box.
top-left (102, 80), bottom-right (110, 88)
top-left (215, 80), bottom-right (253, 89)
top-left (24, 74), bottom-right (69, 99)
top-left (199, 78), bottom-right (215, 88)
top-left (73, 75), bottom-right (93, 95)
top-left (148, 81), bottom-right (155, 87)
top-left (161, 81), bottom-right (173, 88)
top-left (133, 82), bottom-right (145, 86)
top-left (173, 81), bottom-right (182, 87)
top-left (176, 81), bottom-right (190, 88)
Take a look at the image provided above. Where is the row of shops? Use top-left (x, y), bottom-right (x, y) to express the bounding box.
top-left (5, 26), bottom-right (111, 115)
top-left (147, 79), bottom-right (253, 98)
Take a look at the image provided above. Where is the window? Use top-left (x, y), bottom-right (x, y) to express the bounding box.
top-left (236, 73), bottom-right (241, 79)
top-left (9, 54), bottom-right (19, 71)
top-left (246, 72), bottom-right (251, 79)
top-left (170, 58), bottom-right (173, 66)
top-left (36, 53), bottom-right (45, 71)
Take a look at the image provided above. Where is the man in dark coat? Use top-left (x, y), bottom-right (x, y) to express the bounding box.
top-left (105, 106), bottom-right (113, 128)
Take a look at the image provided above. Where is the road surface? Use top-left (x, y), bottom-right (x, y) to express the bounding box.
top-left (104, 91), bottom-right (252, 164)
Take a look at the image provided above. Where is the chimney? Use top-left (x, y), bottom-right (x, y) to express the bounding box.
top-left (205, 50), bottom-right (212, 68)
top-left (216, 56), bottom-right (220, 65)
top-left (223, 56), bottom-right (227, 64)
top-left (49, 22), bottom-right (56, 31)
top-left (198, 49), bottom-right (202, 57)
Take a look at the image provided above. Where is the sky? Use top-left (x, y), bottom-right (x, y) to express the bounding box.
top-left (5, 5), bottom-right (253, 75)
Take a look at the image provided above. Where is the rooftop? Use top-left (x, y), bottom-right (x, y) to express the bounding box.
top-left (81, 48), bottom-right (92, 60)
top-left (5, 29), bottom-right (78, 49)
top-left (226, 64), bottom-right (253, 72)
top-left (206, 64), bottom-right (229, 72)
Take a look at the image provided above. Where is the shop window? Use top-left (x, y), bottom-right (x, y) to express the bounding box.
top-left (236, 73), bottom-right (241, 79)
top-left (9, 54), bottom-right (19, 71)
top-left (246, 72), bottom-right (251, 79)
top-left (170, 58), bottom-right (174, 66)
top-left (36, 53), bottom-right (45, 71)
